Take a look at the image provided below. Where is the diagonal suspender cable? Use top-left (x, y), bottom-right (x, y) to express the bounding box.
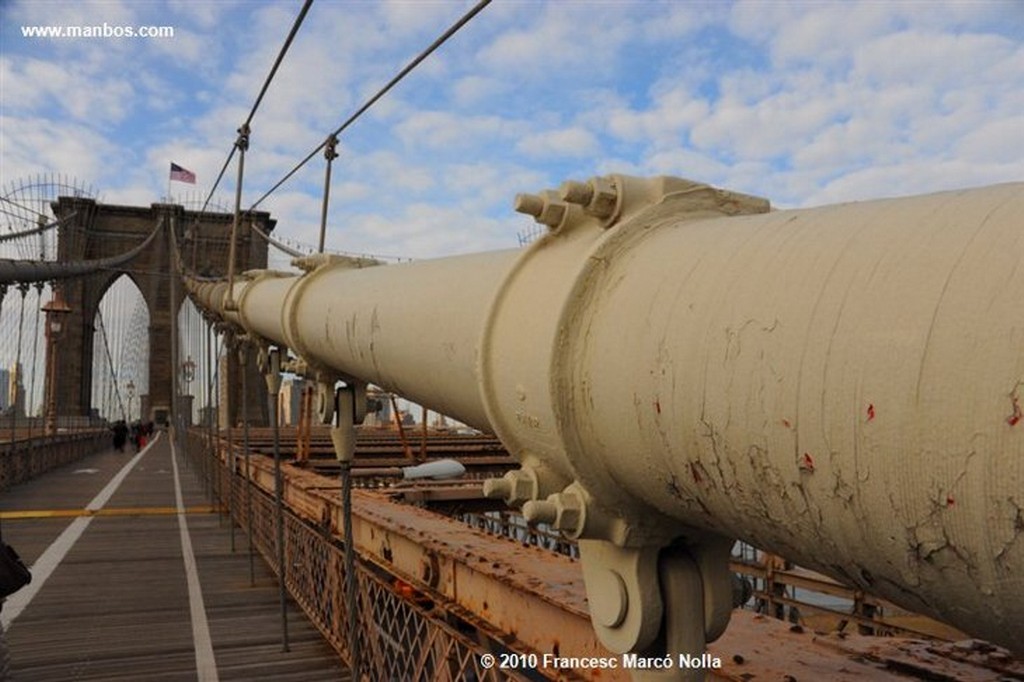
top-left (245, 0), bottom-right (314, 128)
top-left (190, 0), bottom-right (315, 245)
top-left (246, 0), bottom-right (493, 212)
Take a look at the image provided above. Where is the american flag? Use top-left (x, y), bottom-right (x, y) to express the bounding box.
top-left (169, 162), bottom-right (196, 184)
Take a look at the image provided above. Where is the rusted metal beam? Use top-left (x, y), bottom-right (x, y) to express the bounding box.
top-left (209, 434), bottom-right (1020, 681)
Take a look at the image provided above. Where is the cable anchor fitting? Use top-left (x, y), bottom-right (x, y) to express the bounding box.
top-left (235, 123), bottom-right (251, 153)
top-left (324, 133), bottom-right (339, 161)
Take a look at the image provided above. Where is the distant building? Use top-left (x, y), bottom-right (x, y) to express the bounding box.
top-left (6, 362), bottom-right (25, 417)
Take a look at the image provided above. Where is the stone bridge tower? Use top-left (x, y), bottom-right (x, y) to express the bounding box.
top-left (50, 197), bottom-right (274, 426)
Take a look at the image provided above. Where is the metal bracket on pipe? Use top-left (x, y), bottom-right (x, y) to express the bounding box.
top-left (578, 540), bottom-right (663, 653)
top-left (576, 533), bottom-right (735, 669)
top-left (694, 535), bottom-right (736, 642)
top-left (314, 375), bottom-right (361, 426)
top-left (330, 385), bottom-right (356, 463)
top-left (262, 347), bottom-right (283, 395)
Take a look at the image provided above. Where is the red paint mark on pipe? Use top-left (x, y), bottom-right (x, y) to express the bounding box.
top-left (654, 399), bottom-right (661, 415)
top-left (781, 418), bottom-right (791, 428)
top-left (799, 453), bottom-right (815, 472)
top-left (946, 494), bottom-right (955, 508)
top-left (867, 403), bottom-right (875, 422)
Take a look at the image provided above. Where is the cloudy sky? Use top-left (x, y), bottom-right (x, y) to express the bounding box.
top-left (2, 0), bottom-right (1023, 263)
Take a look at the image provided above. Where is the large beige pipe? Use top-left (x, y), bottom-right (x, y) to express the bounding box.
top-left (188, 251), bottom-right (517, 429)
top-left (187, 177), bottom-right (1023, 654)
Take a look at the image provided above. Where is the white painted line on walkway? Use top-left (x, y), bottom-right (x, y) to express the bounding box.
top-left (169, 432), bottom-right (219, 682)
top-left (2, 433), bottom-right (160, 629)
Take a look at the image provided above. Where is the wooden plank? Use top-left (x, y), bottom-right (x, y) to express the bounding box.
top-left (1, 437), bottom-right (347, 681)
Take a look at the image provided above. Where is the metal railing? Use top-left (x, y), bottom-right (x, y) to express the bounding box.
top-left (0, 430), bottom-right (107, 491)
top-left (189, 429), bottom-right (533, 682)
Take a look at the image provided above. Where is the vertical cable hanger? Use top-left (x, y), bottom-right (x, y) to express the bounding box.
top-left (11, 283), bottom-right (28, 446)
top-left (224, 123), bottom-right (250, 312)
top-left (317, 134), bottom-right (339, 254)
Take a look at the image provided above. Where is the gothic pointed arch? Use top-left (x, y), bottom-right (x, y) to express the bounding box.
top-left (49, 197), bottom-right (274, 423)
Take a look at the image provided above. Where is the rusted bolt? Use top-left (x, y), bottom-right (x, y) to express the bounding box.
top-left (514, 193), bottom-right (545, 218)
top-left (551, 490), bottom-right (584, 535)
top-left (515, 191), bottom-right (568, 229)
top-left (483, 469), bottom-right (537, 505)
top-left (559, 180), bottom-right (593, 206)
top-left (523, 499), bottom-right (558, 525)
top-left (585, 176), bottom-right (618, 220)
top-left (482, 477), bottom-right (512, 499)
top-left (537, 199), bottom-right (568, 229)
top-left (559, 177), bottom-right (617, 221)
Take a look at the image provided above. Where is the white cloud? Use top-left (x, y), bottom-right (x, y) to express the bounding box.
top-left (2, 56), bottom-right (135, 125)
top-left (477, 2), bottom-right (637, 77)
top-left (393, 110), bottom-right (524, 151)
top-left (954, 117), bottom-right (1024, 164)
top-left (0, 115), bottom-right (121, 183)
top-left (347, 203), bottom-right (518, 259)
top-left (606, 89), bottom-right (711, 145)
top-left (166, 0), bottom-right (237, 31)
top-left (516, 127), bottom-right (600, 159)
top-left (450, 75), bottom-right (508, 107)
top-left (851, 30), bottom-right (1020, 88)
top-left (806, 157), bottom-right (1022, 207)
top-left (7, 0), bottom-right (138, 31)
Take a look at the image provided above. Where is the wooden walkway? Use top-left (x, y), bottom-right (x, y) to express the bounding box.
top-left (0, 432), bottom-right (348, 681)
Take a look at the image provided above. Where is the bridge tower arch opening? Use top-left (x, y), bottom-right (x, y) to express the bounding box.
top-left (89, 273), bottom-right (149, 423)
top-left (50, 197), bottom-right (272, 426)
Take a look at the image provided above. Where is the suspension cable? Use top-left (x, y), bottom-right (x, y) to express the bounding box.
top-left (0, 212), bottom-right (75, 244)
top-left (11, 283), bottom-right (28, 443)
top-left (192, 0), bottom-right (315, 235)
top-left (96, 307), bottom-right (127, 421)
top-left (0, 195), bottom-right (45, 217)
top-left (247, 0), bottom-right (493, 212)
top-left (26, 282), bottom-right (43, 440)
top-left (246, 0), bottom-right (314, 128)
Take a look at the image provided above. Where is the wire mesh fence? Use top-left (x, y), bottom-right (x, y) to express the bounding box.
top-left (191, 430), bottom-right (534, 681)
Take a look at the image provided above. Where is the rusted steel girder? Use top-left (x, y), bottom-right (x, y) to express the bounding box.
top-left (186, 177), bottom-right (1024, 661)
top-left (226, 444), bottom-right (1023, 681)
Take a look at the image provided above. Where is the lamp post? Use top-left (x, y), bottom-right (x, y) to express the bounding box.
top-left (42, 291), bottom-right (72, 435)
top-left (182, 356), bottom-right (196, 385)
top-left (126, 380), bottom-right (136, 422)
top-left (182, 356), bottom-right (195, 427)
